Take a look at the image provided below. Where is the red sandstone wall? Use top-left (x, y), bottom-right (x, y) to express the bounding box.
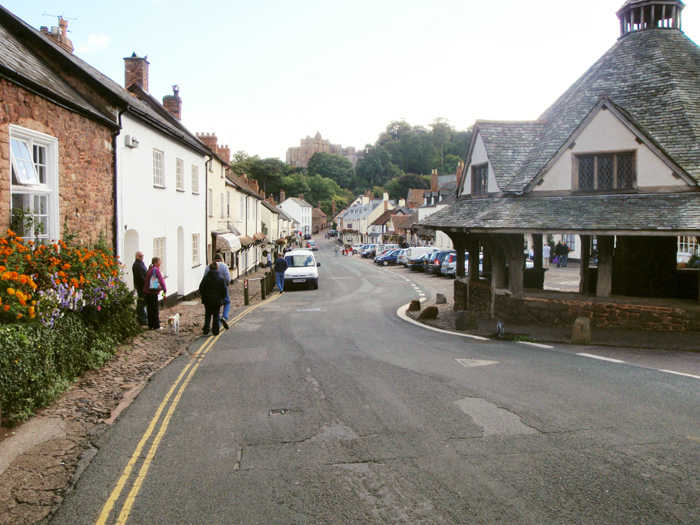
top-left (0, 79), bottom-right (115, 244)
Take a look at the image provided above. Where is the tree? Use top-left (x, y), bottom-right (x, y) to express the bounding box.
top-left (354, 146), bottom-right (403, 192)
top-left (230, 152), bottom-right (300, 197)
top-left (306, 152), bottom-right (355, 189)
top-left (385, 173), bottom-right (428, 201)
top-left (429, 118), bottom-right (453, 170)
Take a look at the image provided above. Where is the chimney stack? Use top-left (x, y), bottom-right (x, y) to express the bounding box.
top-left (298, 194), bottom-right (304, 201)
top-left (456, 161), bottom-right (465, 191)
top-left (163, 85), bottom-right (182, 120)
top-left (196, 132), bottom-right (218, 151)
top-left (431, 169), bottom-right (438, 191)
top-left (124, 53), bottom-right (149, 91)
top-left (280, 190), bottom-right (286, 203)
top-left (40, 18), bottom-right (74, 53)
top-left (218, 144), bottom-right (231, 165)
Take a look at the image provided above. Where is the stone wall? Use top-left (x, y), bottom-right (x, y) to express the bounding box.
top-left (494, 294), bottom-right (700, 332)
top-left (455, 277), bottom-right (700, 331)
top-left (0, 79), bottom-right (115, 244)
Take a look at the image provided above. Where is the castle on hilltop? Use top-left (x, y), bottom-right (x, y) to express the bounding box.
top-left (286, 132), bottom-right (365, 169)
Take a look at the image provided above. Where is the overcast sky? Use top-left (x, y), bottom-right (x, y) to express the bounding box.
top-left (5, 0), bottom-right (700, 160)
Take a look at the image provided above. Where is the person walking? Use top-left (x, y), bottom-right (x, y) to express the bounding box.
top-left (132, 251), bottom-right (148, 325)
top-left (554, 241), bottom-right (565, 268)
top-left (205, 253), bottom-right (231, 321)
top-left (143, 257), bottom-right (166, 330)
top-left (542, 243), bottom-right (551, 269)
top-left (561, 241), bottom-right (570, 267)
top-left (199, 262), bottom-right (228, 336)
top-left (266, 251), bottom-right (272, 268)
top-left (274, 253), bottom-right (288, 292)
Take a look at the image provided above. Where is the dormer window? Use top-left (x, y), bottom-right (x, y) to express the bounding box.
top-left (575, 152), bottom-right (636, 191)
top-left (471, 163), bottom-right (488, 196)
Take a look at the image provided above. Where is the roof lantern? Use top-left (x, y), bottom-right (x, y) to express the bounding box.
top-left (617, 0), bottom-right (685, 37)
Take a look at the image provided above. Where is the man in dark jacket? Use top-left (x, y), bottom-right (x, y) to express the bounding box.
top-left (554, 241), bottom-right (566, 268)
top-left (132, 251), bottom-right (148, 325)
top-left (199, 262), bottom-right (228, 336)
top-left (274, 253), bottom-right (288, 292)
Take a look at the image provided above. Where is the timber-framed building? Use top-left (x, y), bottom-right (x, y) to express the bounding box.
top-left (422, 0), bottom-right (700, 331)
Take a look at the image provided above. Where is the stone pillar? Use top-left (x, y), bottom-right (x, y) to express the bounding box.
top-left (580, 235), bottom-right (591, 294)
top-left (596, 235), bottom-right (615, 298)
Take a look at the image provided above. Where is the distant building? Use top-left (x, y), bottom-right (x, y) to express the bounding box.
top-left (286, 131), bottom-right (365, 168)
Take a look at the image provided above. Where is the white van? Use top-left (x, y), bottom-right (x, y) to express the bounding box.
top-left (283, 249), bottom-right (320, 289)
top-left (404, 246), bottom-right (440, 265)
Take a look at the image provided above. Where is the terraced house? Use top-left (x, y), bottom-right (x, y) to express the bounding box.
top-left (423, 0), bottom-right (700, 331)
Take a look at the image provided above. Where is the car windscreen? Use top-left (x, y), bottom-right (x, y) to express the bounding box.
top-left (285, 255), bottom-right (316, 267)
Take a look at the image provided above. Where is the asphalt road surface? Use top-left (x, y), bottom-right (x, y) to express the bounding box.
top-left (51, 238), bottom-right (700, 524)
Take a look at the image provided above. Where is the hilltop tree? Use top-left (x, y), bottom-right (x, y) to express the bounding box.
top-left (306, 152), bottom-right (355, 189)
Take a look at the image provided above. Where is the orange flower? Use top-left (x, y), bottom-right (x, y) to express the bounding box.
top-left (25, 254), bottom-right (31, 261)
top-left (6, 288), bottom-right (15, 295)
top-left (3, 305), bottom-right (10, 312)
top-left (16, 313), bottom-right (22, 319)
top-left (0, 266), bottom-right (5, 272)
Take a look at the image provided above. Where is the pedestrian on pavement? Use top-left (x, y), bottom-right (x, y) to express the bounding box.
top-left (132, 251), bottom-right (148, 325)
top-left (199, 262), bottom-right (228, 336)
top-left (205, 253), bottom-right (232, 322)
top-left (554, 241), bottom-right (565, 268)
top-left (561, 241), bottom-right (570, 267)
top-left (143, 257), bottom-right (166, 330)
top-left (542, 243), bottom-right (551, 269)
top-left (274, 252), bottom-right (288, 292)
top-left (266, 251), bottom-right (272, 268)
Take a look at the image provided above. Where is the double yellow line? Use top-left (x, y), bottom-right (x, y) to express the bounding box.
top-left (96, 296), bottom-right (279, 525)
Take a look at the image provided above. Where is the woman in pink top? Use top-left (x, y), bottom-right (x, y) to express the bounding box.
top-left (143, 257), bottom-right (167, 330)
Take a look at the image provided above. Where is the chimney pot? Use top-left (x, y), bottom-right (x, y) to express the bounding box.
top-left (162, 85), bottom-right (182, 120)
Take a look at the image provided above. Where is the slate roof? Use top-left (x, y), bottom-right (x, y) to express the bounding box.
top-left (506, 28), bottom-right (700, 192)
top-left (0, 5), bottom-right (208, 156)
top-left (0, 7), bottom-right (116, 127)
top-left (226, 173), bottom-right (264, 199)
top-left (370, 209), bottom-right (395, 226)
top-left (421, 193), bottom-right (700, 234)
top-left (392, 214), bottom-right (415, 231)
top-left (407, 189), bottom-right (424, 208)
top-left (312, 208), bottom-right (327, 218)
top-left (283, 197), bottom-right (312, 208)
top-left (261, 200), bottom-right (279, 214)
top-left (476, 121), bottom-right (546, 191)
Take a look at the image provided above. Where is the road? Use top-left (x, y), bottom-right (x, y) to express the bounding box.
top-left (51, 237), bottom-right (700, 524)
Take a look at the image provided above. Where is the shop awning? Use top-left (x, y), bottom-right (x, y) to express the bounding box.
top-left (239, 236), bottom-right (255, 249)
top-left (215, 232), bottom-right (242, 253)
top-left (253, 232), bottom-right (266, 242)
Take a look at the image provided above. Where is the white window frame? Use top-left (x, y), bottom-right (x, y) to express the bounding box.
top-left (192, 234), bottom-right (200, 266)
top-left (678, 236), bottom-right (698, 255)
top-left (208, 189), bottom-right (213, 217)
top-left (9, 125), bottom-right (59, 242)
top-left (220, 193), bottom-right (224, 218)
top-left (175, 158), bottom-right (184, 191)
top-left (226, 192), bottom-right (230, 217)
top-left (191, 165), bottom-right (199, 194)
top-left (153, 237), bottom-right (166, 275)
top-left (153, 149), bottom-right (165, 187)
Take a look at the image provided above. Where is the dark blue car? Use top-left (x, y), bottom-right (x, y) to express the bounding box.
top-left (375, 249), bottom-right (401, 266)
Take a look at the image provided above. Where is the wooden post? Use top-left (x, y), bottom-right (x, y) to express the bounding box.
top-left (533, 234), bottom-right (543, 269)
top-left (596, 235), bottom-right (614, 298)
top-left (580, 235), bottom-right (591, 294)
top-left (244, 279), bottom-right (249, 305)
top-left (468, 234), bottom-right (480, 281)
top-left (261, 276), bottom-right (266, 300)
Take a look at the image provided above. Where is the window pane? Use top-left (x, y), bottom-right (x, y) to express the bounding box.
top-left (11, 138), bottom-right (40, 185)
top-left (578, 156), bottom-right (594, 190)
top-left (617, 154), bottom-right (635, 188)
top-left (33, 145), bottom-right (47, 184)
top-left (598, 156), bottom-right (614, 189)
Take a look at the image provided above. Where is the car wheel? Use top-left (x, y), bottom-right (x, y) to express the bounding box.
top-left (383, 261), bottom-right (388, 266)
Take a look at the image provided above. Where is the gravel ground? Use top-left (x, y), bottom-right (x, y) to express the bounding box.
top-left (0, 268), bottom-right (272, 525)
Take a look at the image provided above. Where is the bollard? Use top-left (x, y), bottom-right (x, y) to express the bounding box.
top-left (268, 271), bottom-right (274, 294)
top-left (244, 279), bottom-right (249, 306)
top-left (261, 275), bottom-right (266, 300)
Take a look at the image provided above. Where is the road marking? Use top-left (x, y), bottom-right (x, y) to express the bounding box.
top-left (576, 353), bottom-right (625, 363)
top-left (456, 358), bottom-right (499, 367)
top-left (97, 294), bottom-right (281, 525)
top-left (297, 308), bottom-right (321, 312)
top-left (660, 370), bottom-right (700, 380)
top-left (517, 341), bottom-right (554, 349)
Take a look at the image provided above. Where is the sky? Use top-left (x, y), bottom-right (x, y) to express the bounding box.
top-left (5, 0), bottom-right (700, 160)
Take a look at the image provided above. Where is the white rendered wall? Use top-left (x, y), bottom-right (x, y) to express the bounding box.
top-left (536, 109), bottom-right (688, 192)
top-left (116, 114), bottom-right (207, 299)
top-left (461, 132), bottom-right (500, 195)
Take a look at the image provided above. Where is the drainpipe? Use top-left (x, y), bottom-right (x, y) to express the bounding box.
top-left (113, 107), bottom-right (127, 256)
top-left (205, 155), bottom-right (212, 262)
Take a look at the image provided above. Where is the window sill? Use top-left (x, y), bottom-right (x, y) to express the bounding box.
top-left (192, 263), bottom-right (202, 269)
top-left (154, 185), bottom-right (166, 189)
top-left (176, 188), bottom-right (186, 192)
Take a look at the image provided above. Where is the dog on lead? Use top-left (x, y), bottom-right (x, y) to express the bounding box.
top-left (167, 313), bottom-right (180, 335)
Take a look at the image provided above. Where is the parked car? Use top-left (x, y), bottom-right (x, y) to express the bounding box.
top-left (375, 249), bottom-right (401, 266)
top-left (428, 250), bottom-right (456, 275)
top-left (328, 230), bottom-right (338, 237)
top-left (407, 252), bottom-right (430, 271)
top-left (283, 249), bottom-right (321, 289)
top-left (373, 248), bottom-right (395, 262)
top-left (396, 249), bottom-right (408, 266)
top-left (361, 244), bottom-right (378, 258)
top-left (306, 240), bottom-right (318, 251)
top-left (404, 246), bottom-right (440, 262)
top-left (352, 243), bottom-right (365, 254)
top-left (304, 233), bottom-right (312, 240)
top-left (441, 252), bottom-right (484, 278)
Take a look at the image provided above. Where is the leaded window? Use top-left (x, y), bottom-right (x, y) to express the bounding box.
top-left (576, 153), bottom-right (636, 191)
